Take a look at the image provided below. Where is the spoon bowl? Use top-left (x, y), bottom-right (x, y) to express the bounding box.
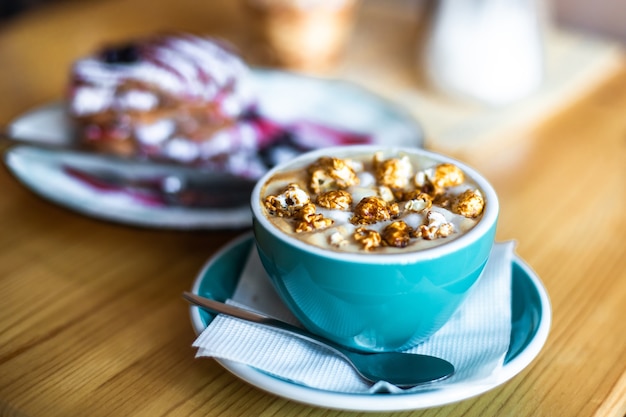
top-left (183, 291), bottom-right (454, 387)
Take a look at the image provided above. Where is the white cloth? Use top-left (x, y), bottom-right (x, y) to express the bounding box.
top-left (193, 241), bottom-right (515, 394)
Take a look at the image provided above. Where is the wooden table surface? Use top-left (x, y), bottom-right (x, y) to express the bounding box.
top-left (1, 1), bottom-right (625, 416)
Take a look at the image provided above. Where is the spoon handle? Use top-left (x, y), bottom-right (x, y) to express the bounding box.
top-left (184, 291), bottom-right (456, 387)
top-left (183, 291), bottom-right (346, 354)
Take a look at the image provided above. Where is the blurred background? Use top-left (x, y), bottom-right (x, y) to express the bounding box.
top-left (2, 0), bottom-right (625, 45)
top-left (1, 0), bottom-right (624, 161)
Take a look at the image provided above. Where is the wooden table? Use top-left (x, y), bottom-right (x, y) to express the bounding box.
top-left (1, 1), bottom-right (625, 416)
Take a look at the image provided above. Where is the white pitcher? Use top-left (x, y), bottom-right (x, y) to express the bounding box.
top-left (425, 0), bottom-right (548, 106)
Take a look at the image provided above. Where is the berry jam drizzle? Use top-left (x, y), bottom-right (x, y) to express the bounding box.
top-left (245, 109), bottom-right (372, 170)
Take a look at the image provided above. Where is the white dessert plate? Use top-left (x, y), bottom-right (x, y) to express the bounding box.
top-left (189, 233), bottom-right (552, 412)
top-left (3, 70), bottom-right (423, 230)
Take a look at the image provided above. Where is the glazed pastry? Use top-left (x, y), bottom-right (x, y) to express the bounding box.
top-left (68, 33), bottom-right (264, 176)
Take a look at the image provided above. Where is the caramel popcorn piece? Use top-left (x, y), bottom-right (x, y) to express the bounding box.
top-left (382, 221), bottom-right (412, 248)
top-left (353, 227), bottom-right (382, 251)
top-left (413, 170), bottom-right (432, 194)
top-left (415, 211), bottom-right (455, 240)
top-left (432, 163), bottom-right (465, 189)
top-left (329, 231), bottom-right (349, 248)
top-left (452, 189), bottom-right (485, 218)
top-left (415, 163), bottom-right (465, 194)
top-left (264, 183), bottom-right (310, 217)
top-left (295, 203), bottom-right (334, 232)
top-left (316, 190), bottom-right (352, 210)
top-left (403, 191), bottom-right (433, 213)
top-left (374, 154), bottom-right (413, 190)
top-left (307, 156), bottom-right (359, 193)
top-left (377, 186), bottom-right (396, 203)
top-left (350, 196), bottom-right (399, 225)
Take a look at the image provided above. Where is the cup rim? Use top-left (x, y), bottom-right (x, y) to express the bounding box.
top-left (251, 145), bottom-right (499, 264)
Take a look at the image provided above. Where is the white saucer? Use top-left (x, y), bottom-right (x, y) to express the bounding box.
top-left (4, 70), bottom-right (423, 230)
top-left (188, 233), bottom-right (552, 412)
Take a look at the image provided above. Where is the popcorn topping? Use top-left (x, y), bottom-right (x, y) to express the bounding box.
top-left (377, 186), bottom-right (396, 203)
top-left (403, 191), bottom-right (433, 213)
top-left (432, 163), bottom-right (465, 189)
top-left (374, 153), bottom-right (413, 190)
top-left (415, 163), bottom-right (465, 194)
top-left (307, 156), bottom-right (359, 193)
top-left (295, 203), bottom-right (334, 233)
top-left (351, 196), bottom-right (399, 225)
top-left (353, 227), bottom-right (382, 251)
top-left (382, 221), bottom-right (412, 248)
top-left (261, 151), bottom-right (486, 252)
top-left (329, 231), bottom-right (349, 248)
top-left (416, 211), bottom-right (455, 240)
top-left (452, 189), bottom-right (485, 218)
top-left (316, 190), bottom-right (352, 210)
top-left (264, 183), bottom-right (310, 216)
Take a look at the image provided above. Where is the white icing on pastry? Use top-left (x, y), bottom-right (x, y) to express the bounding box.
top-left (69, 34), bottom-right (254, 118)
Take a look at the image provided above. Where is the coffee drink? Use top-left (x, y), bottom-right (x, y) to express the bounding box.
top-left (260, 150), bottom-right (485, 253)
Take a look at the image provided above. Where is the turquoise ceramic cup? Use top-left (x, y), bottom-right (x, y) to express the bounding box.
top-left (251, 145), bottom-right (499, 352)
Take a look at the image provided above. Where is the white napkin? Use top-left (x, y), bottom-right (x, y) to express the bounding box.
top-left (193, 241), bottom-right (515, 394)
